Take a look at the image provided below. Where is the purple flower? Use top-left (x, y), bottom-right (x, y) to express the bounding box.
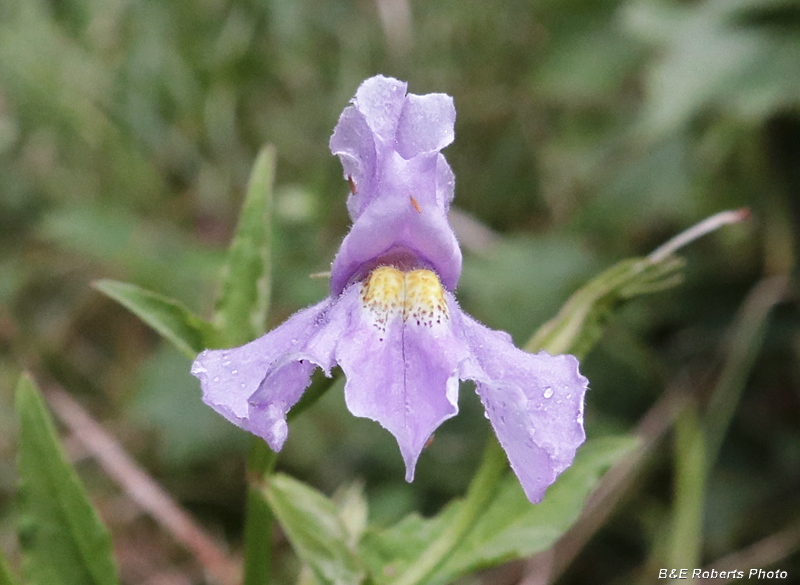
top-left (192, 75), bottom-right (587, 503)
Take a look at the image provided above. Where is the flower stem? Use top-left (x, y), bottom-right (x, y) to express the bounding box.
top-left (243, 437), bottom-right (277, 585)
top-left (390, 436), bottom-right (507, 585)
top-left (241, 373), bottom-right (337, 585)
top-left (668, 404), bottom-right (706, 573)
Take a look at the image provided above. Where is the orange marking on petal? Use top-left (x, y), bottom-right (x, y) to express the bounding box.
top-left (410, 196), bottom-right (422, 213)
top-left (347, 175), bottom-right (357, 194)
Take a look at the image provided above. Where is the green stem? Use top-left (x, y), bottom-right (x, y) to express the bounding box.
top-left (241, 373), bottom-right (337, 585)
top-left (390, 436), bottom-right (507, 585)
top-left (243, 437), bottom-right (277, 585)
top-left (668, 405), bottom-right (706, 578)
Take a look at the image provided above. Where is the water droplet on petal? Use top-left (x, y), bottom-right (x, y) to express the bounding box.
top-left (543, 387), bottom-right (554, 399)
top-left (232, 369), bottom-right (238, 374)
top-left (213, 376), bottom-right (220, 382)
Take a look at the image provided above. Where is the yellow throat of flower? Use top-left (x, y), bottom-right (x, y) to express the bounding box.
top-left (360, 266), bottom-right (449, 332)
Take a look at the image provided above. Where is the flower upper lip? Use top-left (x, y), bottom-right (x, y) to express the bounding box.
top-left (328, 75), bottom-right (462, 295)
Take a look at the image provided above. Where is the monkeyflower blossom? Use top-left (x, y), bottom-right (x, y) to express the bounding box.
top-left (192, 75), bottom-right (588, 503)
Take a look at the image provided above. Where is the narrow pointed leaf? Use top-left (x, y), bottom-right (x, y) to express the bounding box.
top-left (263, 474), bottom-right (365, 585)
top-left (15, 374), bottom-right (120, 585)
top-left (360, 437), bottom-right (636, 585)
top-left (234, 147), bottom-right (277, 585)
top-left (526, 255), bottom-right (685, 358)
top-left (93, 279), bottom-right (217, 357)
top-left (215, 145), bottom-right (276, 345)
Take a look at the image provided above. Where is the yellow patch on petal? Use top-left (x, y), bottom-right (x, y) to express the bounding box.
top-left (361, 266), bottom-right (405, 316)
top-left (361, 267), bottom-right (449, 338)
top-left (404, 269), bottom-right (448, 325)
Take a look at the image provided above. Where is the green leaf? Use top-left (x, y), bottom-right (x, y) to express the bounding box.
top-left (333, 481), bottom-right (369, 550)
top-left (93, 279), bottom-right (217, 357)
top-left (526, 255), bottom-right (685, 359)
top-left (431, 436), bottom-right (637, 582)
top-left (0, 547), bottom-right (19, 585)
top-left (15, 374), bottom-right (120, 585)
top-left (237, 146), bottom-right (278, 585)
top-left (293, 482), bottom-right (369, 585)
top-left (359, 509), bottom-right (454, 584)
top-left (215, 145), bottom-right (276, 345)
top-left (263, 474), bottom-right (365, 585)
top-left (360, 437), bottom-right (636, 585)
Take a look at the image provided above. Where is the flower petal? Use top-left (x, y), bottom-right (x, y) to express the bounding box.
top-left (396, 92), bottom-right (456, 160)
top-left (329, 105), bottom-right (377, 219)
top-left (436, 154), bottom-right (456, 209)
top-left (458, 313), bottom-right (588, 503)
top-left (330, 150), bottom-right (462, 294)
top-left (191, 287), bottom-right (358, 451)
top-left (353, 75), bottom-right (408, 142)
top-left (329, 75), bottom-right (461, 293)
top-left (191, 299), bottom-right (329, 421)
top-left (336, 270), bottom-right (469, 479)
top-left (245, 286), bottom-right (360, 448)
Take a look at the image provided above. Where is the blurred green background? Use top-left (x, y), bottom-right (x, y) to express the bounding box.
top-left (1, 0), bottom-right (799, 583)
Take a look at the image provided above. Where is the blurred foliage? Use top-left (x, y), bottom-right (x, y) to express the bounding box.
top-left (1, 0), bottom-right (799, 583)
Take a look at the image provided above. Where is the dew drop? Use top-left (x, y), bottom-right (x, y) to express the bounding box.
top-left (213, 376), bottom-right (220, 382)
top-left (543, 387), bottom-right (554, 399)
top-left (232, 369), bottom-right (238, 374)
